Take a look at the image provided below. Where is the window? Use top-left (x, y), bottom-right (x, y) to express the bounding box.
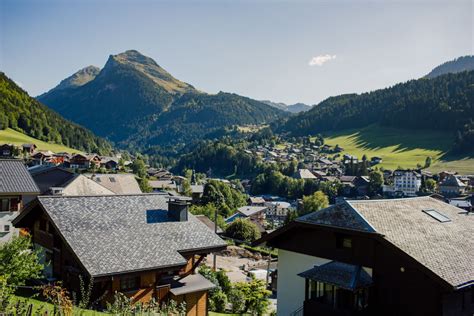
top-left (422, 209), bottom-right (451, 223)
top-left (336, 234), bottom-right (352, 249)
top-left (109, 177), bottom-right (116, 183)
top-left (120, 276), bottom-right (140, 291)
top-left (1, 199), bottom-right (9, 212)
top-left (4, 225), bottom-right (9, 232)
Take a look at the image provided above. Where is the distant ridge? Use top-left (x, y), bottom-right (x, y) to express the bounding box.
top-left (261, 100), bottom-right (312, 113)
top-left (425, 55), bottom-right (474, 79)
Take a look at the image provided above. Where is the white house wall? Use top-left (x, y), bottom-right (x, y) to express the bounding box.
top-left (276, 249), bottom-right (330, 316)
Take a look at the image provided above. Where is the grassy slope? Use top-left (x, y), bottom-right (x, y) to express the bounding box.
top-left (322, 125), bottom-right (474, 174)
top-left (0, 128), bottom-right (82, 153)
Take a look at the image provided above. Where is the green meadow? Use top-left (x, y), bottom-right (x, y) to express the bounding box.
top-left (0, 128), bottom-right (82, 153)
top-left (322, 125), bottom-right (474, 174)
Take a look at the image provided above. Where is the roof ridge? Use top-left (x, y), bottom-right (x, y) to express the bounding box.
top-left (38, 192), bottom-right (171, 198)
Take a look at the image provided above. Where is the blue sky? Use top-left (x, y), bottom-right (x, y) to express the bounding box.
top-left (1, 0), bottom-right (472, 104)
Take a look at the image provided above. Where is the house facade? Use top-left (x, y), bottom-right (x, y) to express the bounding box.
top-left (0, 159), bottom-right (39, 212)
top-left (439, 175), bottom-right (467, 197)
top-left (13, 194), bottom-right (226, 315)
top-left (386, 170), bottom-right (421, 197)
top-left (257, 197), bottom-right (473, 316)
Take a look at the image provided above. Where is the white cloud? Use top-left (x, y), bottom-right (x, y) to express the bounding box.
top-left (308, 54), bottom-right (336, 66)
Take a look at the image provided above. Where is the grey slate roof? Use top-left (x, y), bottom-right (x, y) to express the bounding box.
top-left (299, 197), bottom-right (474, 289)
top-left (298, 261), bottom-right (373, 291)
top-left (35, 194), bottom-right (226, 277)
top-left (0, 159), bottom-right (39, 194)
top-left (298, 203), bottom-right (375, 233)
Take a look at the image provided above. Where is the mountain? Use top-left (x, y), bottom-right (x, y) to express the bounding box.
top-left (261, 100), bottom-right (312, 113)
top-left (277, 70), bottom-right (474, 153)
top-left (0, 72), bottom-right (112, 154)
top-left (286, 103), bottom-right (312, 113)
top-left (425, 56), bottom-right (474, 79)
top-left (38, 50), bottom-right (285, 149)
top-left (44, 65), bottom-right (100, 93)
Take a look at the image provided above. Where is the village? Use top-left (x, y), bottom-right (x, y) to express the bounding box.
top-left (1, 136), bottom-right (473, 315)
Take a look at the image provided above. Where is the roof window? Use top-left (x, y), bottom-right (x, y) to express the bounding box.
top-left (422, 209), bottom-right (451, 223)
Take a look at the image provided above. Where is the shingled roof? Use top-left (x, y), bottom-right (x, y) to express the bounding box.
top-left (16, 194), bottom-right (226, 277)
top-left (0, 159), bottom-right (39, 194)
top-left (297, 197), bottom-right (474, 289)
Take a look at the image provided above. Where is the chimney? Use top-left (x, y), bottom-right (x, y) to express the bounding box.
top-left (167, 197), bottom-right (190, 222)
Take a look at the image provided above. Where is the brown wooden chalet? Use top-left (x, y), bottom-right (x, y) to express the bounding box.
top-left (256, 197), bottom-right (474, 316)
top-left (0, 159), bottom-right (39, 212)
top-left (69, 154), bottom-right (101, 169)
top-left (22, 143), bottom-right (37, 155)
top-left (13, 194), bottom-right (226, 315)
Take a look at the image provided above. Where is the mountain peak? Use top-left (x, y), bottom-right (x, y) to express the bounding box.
top-left (104, 50), bottom-right (196, 94)
top-left (56, 65), bottom-right (100, 91)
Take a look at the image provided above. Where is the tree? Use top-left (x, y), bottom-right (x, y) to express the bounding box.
top-left (424, 156), bottom-right (432, 168)
top-left (284, 210), bottom-right (298, 224)
top-left (131, 157), bottom-right (147, 178)
top-left (0, 235), bottom-right (43, 287)
top-left (301, 191), bottom-right (329, 215)
top-left (368, 170), bottom-right (384, 196)
top-left (232, 279), bottom-right (271, 315)
top-left (138, 177), bottom-right (152, 193)
top-left (424, 178), bottom-right (437, 193)
top-left (225, 219), bottom-right (261, 242)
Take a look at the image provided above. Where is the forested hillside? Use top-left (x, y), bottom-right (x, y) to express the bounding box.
top-left (0, 73), bottom-right (112, 154)
top-left (278, 71), bottom-right (474, 153)
top-left (38, 50), bottom-right (285, 150)
top-left (425, 55), bottom-right (474, 79)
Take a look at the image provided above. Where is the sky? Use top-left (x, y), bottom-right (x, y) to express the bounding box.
top-left (1, 0), bottom-right (472, 104)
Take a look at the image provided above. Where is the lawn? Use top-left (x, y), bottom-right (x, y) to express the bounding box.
top-left (322, 125), bottom-right (474, 174)
top-left (0, 128), bottom-right (82, 153)
top-left (11, 295), bottom-right (107, 315)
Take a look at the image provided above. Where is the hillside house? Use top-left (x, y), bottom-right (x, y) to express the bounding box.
top-left (248, 196), bottom-right (266, 206)
top-left (22, 143), bottom-right (37, 155)
top-left (13, 195), bottom-right (226, 315)
top-left (256, 197), bottom-right (474, 316)
top-left (226, 206), bottom-right (267, 227)
top-left (0, 159), bottom-right (39, 211)
top-left (295, 169), bottom-right (317, 180)
top-left (0, 144), bottom-right (16, 157)
top-left (30, 166), bottom-right (114, 196)
top-left (69, 154), bottom-right (101, 169)
top-left (439, 175), bottom-right (467, 197)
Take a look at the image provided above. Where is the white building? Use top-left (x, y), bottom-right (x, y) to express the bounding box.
top-left (391, 170), bottom-right (421, 196)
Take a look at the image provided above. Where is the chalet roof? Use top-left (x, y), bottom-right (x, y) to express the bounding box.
top-left (29, 166), bottom-right (76, 194)
top-left (0, 159), bottom-right (39, 194)
top-left (195, 215), bottom-right (223, 234)
top-left (169, 274), bottom-right (216, 296)
top-left (440, 175), bottom-right (466, 188)
top-left (298, 261), bottom-right (373, 291)
top-left (237, 206), bottom-right (267, 217)
top-left (248, 196), bottom-right (266, 204)
top-left (295, 169), bottom-right (316, 179)
top-left (298, 197), bottom-right (473, 289)
top-left (16, 194), bottom-right (226, 277)
top-left (340, 176), bottom-right (356, 183)
top-left (87, 174), bottom-right (142, 194)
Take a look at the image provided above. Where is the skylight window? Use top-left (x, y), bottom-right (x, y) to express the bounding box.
top-left (109, 177), bottom-right (116, 182)
top-left (422, 209), bottom-right (451, 223)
